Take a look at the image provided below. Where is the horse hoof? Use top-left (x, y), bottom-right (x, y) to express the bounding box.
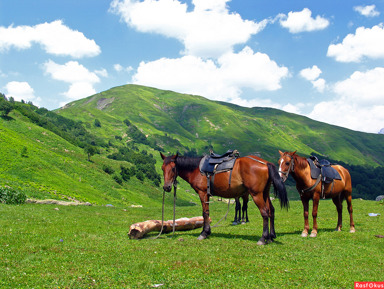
top-left (197, 235), bottom-right (206, 240)
top-left (241, 221), bottom-right (246, 225)
top-left (309, 233), bottom-right (317, 238)
top-left (257, 240), bottom-right (266, 246)
top-left (232, 222), bottom-right (238, 226)
top-left (350, 228), bottom-right (356, 233)
top-left (301, 232), bottom-right (308, 237)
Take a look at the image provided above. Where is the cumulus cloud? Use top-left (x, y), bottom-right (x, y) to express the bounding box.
top-left (132, 46), bottom-right (289, 102)
top-left (110, 0), bottom-right (268, 58)
top-left (0, 20), bottom-right (100, 58)
top-left (299, 65), bottom-right (326, 92)
top-left (43, 60), bottom-right (103, 101)
top-left (327, 24), bottom-right (384, 62)
top-left (4, 81), bottom-right (41, 105)
top-left (300, 65), bottom-right (321, 81)
top-left (279, 8), bottom-right (329, 33)
top-left (308, 67), bottom-right (384, 133)
top-left (114, 63), bottom-right (133, 72)
top-left (354, 5), bottom-right (380, 17)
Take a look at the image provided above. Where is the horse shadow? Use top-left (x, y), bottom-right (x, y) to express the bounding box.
top-left (150, 226), bottom-right (338, 243)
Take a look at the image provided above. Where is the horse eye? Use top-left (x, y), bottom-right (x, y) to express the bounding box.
top-left (172, 167), bottom-right (176, 172)
top-left (285, 162), bottom-right (290, 166)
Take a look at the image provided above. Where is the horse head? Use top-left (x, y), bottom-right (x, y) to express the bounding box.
top-left (278, 150), bottom-right (296, 182)
top-left (160, 152), bottom-right (178, 192)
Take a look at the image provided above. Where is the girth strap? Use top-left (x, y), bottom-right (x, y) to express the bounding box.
top-left (301, 174), bottom-right (321, 195)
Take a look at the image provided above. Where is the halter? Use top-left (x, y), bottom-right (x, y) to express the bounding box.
top-left (279, 155), bottom-right (295, 182)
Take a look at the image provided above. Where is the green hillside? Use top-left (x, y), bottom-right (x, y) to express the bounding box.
top-left (57, 84), bottom-right (384, 166)
top-left (0, 103), bottom-right (197, 207)
top-left (1, 85), bottom-right (383, 204)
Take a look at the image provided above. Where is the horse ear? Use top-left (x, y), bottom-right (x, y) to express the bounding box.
top-left (292, 150), bottom-right (297, 155)
top-left (279, 150), bottom-right (284, 156)
top-left (160, 152), bottom-right (166, 160)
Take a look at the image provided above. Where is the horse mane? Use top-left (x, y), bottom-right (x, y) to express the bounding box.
top-left (176, 156), bottom-right (203, 172)
top-left (293, 153), bottom-right (308, 170)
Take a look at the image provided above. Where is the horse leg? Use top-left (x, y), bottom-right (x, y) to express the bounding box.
top-left (233, 197), bottom-right (241, 225)
top-left (197, 191), bottom-right (211, 240)
top-left (345, 192), bottom-right (355, 233)
top-left (241, 195), bottom-right (249, 224)
top-left (301, 196), bottom-right (310, 237)
top-left (267, 196), bottom-right (276, 240)
top-left (310, 194), bottom-right (320, 237)
top-left (252, 193), bottom-right (270, 245)
top-left (332, 195), bottom-right (343, 231)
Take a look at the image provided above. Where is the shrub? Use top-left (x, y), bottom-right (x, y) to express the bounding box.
top-left (113, 175), bottom-right (123, 185)
top-left (102, 165), bottom-right (115, 175)
top-left (0, 186), bottom-right (27, 204)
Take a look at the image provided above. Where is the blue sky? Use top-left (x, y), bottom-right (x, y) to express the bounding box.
top-left (1, 0), bottom-right (384, 134)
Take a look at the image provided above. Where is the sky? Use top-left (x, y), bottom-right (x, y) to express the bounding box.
top-left (1, 0), bottom-right (384, 134)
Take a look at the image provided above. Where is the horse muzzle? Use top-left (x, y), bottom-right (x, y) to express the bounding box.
top-left (163, 185), bottom-right (172, 192)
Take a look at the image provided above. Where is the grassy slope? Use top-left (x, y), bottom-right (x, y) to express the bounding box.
top-left (58, 84), bottom-right (384, 166)
top-left (1, 199), bottom-right (383, 288)
top-left (0, 110), bottom-right (197, 207)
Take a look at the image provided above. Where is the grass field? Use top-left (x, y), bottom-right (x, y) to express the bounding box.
top-left (1, 199), bottom-right (383, 288)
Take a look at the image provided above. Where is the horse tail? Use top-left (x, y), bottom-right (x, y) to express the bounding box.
top-left (267, 162), bottom-right (289, 209)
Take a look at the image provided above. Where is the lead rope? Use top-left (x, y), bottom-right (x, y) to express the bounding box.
top-left (152, 190), bottom-right (166, 239)
top-left (212, 199), bottom-right (231, 228)
top-left (172, 180), bottom-right (177, 236)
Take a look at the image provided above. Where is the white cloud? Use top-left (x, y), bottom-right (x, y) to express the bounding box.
top-left (300, 65), bottom-right (322, 81)
top-left (114, 63), bottom-right (133, 72)
top-left (354, 5), bottom-right (380, 17)
top-left (43, 60), bottom-right (101, 101)
top-left (333, 67), bottom-right (384, 105)
top-left (299, 65), bottom-right (326, 92)
top-left (0, 20), bottom-right (100, 58)
top-left (4, 81), bottom-right (41, 105)
top-left (308, 67), bottom-right (384, 133)
top-left (95, 69), bottom-right (108, 78)
top-left (311, 78), bottom-right (326, 93)
top-left (279, 8), bottom-right (329, 33)
top-left (132, 46), bottom-right (289, 102)
top-left (327, 24), bottom-right (384, 62)
top-left (110, 0), bottom-right (268, 58)
top-left (114, 64), bottom-right (124, 72)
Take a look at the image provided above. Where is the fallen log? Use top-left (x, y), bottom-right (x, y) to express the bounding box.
top-left (128, 216), bottom-right (211, 239)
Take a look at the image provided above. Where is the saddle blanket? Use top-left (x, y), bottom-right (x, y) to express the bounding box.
top-left (307, 157), bottom-right (341, 184)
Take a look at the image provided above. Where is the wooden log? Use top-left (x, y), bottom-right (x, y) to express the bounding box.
top-left (128, 216), bottom-right (211, 239)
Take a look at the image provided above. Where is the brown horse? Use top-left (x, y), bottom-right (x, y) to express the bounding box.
top-left (278, 151), bottom-right (355, 237)
top-left (233, 195), bottom-right (249, 225)
top-left (160, 153), bottom-right (289, 245)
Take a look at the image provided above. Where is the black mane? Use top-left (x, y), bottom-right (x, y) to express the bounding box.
top-left (176, 156), bottom-right (203, 172)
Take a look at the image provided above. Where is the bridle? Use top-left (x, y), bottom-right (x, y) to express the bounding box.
top-left (279, 155), bottom-right (295, 182)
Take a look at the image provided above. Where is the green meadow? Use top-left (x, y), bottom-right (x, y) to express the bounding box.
top-left (1, 199), bottom-right (383, 288)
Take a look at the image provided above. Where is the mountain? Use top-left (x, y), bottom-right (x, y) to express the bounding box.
top-left (1, 85), bottom-right (383, 204)
top-left (57, 84), bottom-right (384, 167)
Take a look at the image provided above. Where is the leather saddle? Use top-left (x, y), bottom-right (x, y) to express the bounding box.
top-left (199, 150), bottom-right (240, 196)
top-left (307, 156), bottom-right (341, 184)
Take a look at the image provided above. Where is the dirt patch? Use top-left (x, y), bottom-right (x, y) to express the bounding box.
top-left (26, 199), bottom-right (92, 206)
top-left (97, 97), bottom-right (115, 110)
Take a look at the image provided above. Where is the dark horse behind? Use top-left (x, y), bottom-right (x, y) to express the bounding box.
top-left (161, 153), bottom-right (289, 245)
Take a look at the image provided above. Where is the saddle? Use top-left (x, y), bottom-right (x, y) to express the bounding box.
top-left (307, 156), bottom-right (341, 183)
top-left (306, 156), bottom-right (342, 198)
top-left (199, 150), bottom-right (240, 196)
